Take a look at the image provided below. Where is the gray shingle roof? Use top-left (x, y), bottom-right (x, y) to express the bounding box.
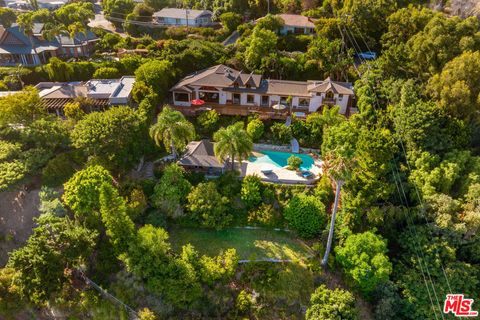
top-left (178, 140), bottom-right (224, 168)
top-left (0, 23), bottom-right (98, 54)
top-left (172, 64), bottom-right (354, 97)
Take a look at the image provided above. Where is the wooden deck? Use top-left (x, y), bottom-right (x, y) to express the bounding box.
top-left (171, 102), bottom-right (311, 120)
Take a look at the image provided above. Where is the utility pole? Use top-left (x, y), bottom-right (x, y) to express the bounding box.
top-left (267, 0), bottom-right (270, 14)
top-left (321, 179), bottom-right (344, 267)
top-left (186, 7), bottom-right (189, 32)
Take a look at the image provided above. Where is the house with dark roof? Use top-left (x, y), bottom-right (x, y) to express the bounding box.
top-left (170, 65), bottom-right (355, 116)
top-left (276, 14), bottom-right (317, 35)
top-left (0, 23), bottom-right (98, 66)
top-left (35, 76), bottom-right (136, 116)
top-left (178, 140), bottom-right (225, 174)
top-left (153, 8), bottom-right (213, 27)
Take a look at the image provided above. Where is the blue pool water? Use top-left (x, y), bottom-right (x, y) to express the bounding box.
top-left (249, 150), bottom-right (315, 171)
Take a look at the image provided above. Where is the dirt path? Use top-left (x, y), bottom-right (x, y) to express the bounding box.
top-left (0, 188), bottom-right (41, 266)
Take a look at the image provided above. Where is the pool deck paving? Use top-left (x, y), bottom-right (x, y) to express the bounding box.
top-left (239, 159), bottom-right (323, 185)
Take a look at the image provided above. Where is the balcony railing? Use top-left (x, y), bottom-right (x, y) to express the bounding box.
top-left (322, 98), bottom-right (336, 105)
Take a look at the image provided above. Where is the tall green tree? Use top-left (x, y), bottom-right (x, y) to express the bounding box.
top-left (135, 60), bottom-right (175, 99)
top-left (71, 106), bottom-right (146, 170)
top-left (7, 214), bottom-right (97, 305)
top-left (62, 165), bottom-right (113, 223)
top-left (16, 13), bottom-right (39, 63)
top-left (99, 183), bottom-right (136, 255)
top-left (149, 106), bottom-right (195, 158)
top-left (151, 163), bottom-right (192, 218)
top-left (0, 87), bottom-right (44, 126)
top-left (186, 182), bottom-right (231, 229)
top-left (427, 50), bottom-right (480, 122)
top-left (336, 231), bottom-right (392, 296)
top-left (213, 122), bottom-right (252, 171)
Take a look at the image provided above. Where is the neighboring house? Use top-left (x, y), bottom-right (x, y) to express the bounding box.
top-left (5, 0), bottom-right (67, 10)
top-left (153, 8), bottom-right (213, 27)
top-left (277, 14), bottom-right (316, 35)
top-left (178, 140), bottom-right (225, 175)
top-left (170, 64), bottom-right (354, 117)
top-left (0, 23), bottom-right (98, 66)
top-left (35, 76), bottom-right (135, 116)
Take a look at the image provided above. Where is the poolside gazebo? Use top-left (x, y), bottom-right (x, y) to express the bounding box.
top-left (178, 140), bottom-right (225, 175)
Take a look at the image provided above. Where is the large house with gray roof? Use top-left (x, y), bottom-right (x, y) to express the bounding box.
top-left (170, 65), bottom-right (355, 117)
top-left (0, 23), bottom-right (98, 66)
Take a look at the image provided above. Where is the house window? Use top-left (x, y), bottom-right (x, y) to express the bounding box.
top-left (175, 18), bottom-right (181, 25)
top-left (338, 94), bottom-right (343, 101)
top-left (233, 93), bottom-right (241, 104)
top-left (325, 91), bottom-right (334, 99)
top-left (280, 96), bottom-right (288, 105)
top-left (247, 94), bottom-right (255, 104)
top-left (174, 92), bottom-right (189, 102)
top-left (261, 95), bottom-right (269, 106)
top-left (294, 27), bottom-right (304, 34)
top-left (298, 98), bottom-right (309, 107)
top-left (246, 84), bottom-right (251, 88)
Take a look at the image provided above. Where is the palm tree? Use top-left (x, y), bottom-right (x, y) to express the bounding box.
top-left (213, 122), bottom-right (253, 171)
top-left (149, 106), bottom-right (195, 159)
top-left (321, 149), bottom-right (355, 267)
top-left (17, 13), bottom-right (39, 65)
top-left (42, 22), bottom-right (68, 42)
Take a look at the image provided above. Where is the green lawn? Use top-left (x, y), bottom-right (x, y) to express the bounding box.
top-left (168, 227), bottom-right (314, 261)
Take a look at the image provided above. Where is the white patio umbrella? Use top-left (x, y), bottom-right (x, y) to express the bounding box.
top-left (271, 103), bottom-right (287, 110)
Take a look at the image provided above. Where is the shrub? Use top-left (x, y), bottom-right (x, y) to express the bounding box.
top-left (287, 155), bottom-right (302, 170)
top-left (241, 175), bottom-right (263, 209)
top-left (144, 209), bottom-right (167, 228)
top-left (0, 160), bottom-right (26, 191)
top-left (248, 203), bottom-right (276, 226)
top-left (197, 109), bottom-right (219, 132)
top-left (187, 182), bottom-right (231, 229)
top-left (215, 170), bottom-right (241, 197)
top-left (126, 187), bottom-right (148, 221)
top-left (42, 153), bottom-right (78, 187)
top-left (0, 141), bottom-right (21, 162)
top-left (93, 67), bottom-right (121, 79)
top-left (270, 122), bottom-right (292, 144)
top-left (220, 12), bottom-right (242, 33)
top-left (64, 102), bottom-right (86, 121)
top-left (284, 194), bottom-right (326, 238)
top-left (151, 163), bottom-right (191, 218)
top-left (306, 285), bottom-right (357, 320)
top-left (236, 290), bottom-right (254, 314)
top-left (246, 118), bottom-right (264, 141)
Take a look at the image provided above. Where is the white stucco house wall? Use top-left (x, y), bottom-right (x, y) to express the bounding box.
top-left (153, 8), bottom-right (213, 27)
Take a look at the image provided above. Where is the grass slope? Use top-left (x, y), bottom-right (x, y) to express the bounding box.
top-left (168, 227), bottom-right (314, 261)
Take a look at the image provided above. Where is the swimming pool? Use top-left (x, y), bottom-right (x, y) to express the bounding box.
top-left (248, 150), bottom-right (315, 171)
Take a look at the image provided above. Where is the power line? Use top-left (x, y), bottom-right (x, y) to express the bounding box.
top-left (339, 16), bottom-right (449, 318)
top-left (348, 16), bottom-right (453, 296)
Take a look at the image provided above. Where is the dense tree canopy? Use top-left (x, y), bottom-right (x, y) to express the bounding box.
top-left (71, 106), bottom-right (146, 171)
top-left (336, 231), bottom-right (392, 296)
top-left (7, 214), bottom-right (97, 305)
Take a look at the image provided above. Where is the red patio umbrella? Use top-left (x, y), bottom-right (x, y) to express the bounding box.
top-left (191, 99), bottom-right (205, 106)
